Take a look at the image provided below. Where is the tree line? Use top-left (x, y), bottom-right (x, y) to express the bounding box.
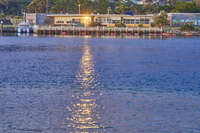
top-left (0, 0), bottom-right (200, 16)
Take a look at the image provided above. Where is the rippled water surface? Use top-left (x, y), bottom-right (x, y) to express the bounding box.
top-left (1, 36), bottom-right (200, 133)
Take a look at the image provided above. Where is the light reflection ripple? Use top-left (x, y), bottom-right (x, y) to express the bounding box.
top-left (66, 39), bottom-right (104, 132)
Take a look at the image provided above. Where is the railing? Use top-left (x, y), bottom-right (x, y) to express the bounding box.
top-left (35, 26), bottom-right (163, 32)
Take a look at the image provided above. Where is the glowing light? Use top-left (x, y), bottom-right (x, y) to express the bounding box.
top-left (84, 17), bottom-right (89, 20)
top-left (83, 17), bottom-right (90, 26)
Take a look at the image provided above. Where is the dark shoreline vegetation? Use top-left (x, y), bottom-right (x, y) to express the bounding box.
top-left (0, 0), bottom-right (200, 17)
top-left (0, 0), bottom-right (200, 35)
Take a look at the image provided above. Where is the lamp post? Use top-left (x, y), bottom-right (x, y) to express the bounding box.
top-left (78, 4), bottom-right (81, 14)
top-left (0, 21), bottom-right (3, 33)
top-left (46, 0), bottom-right (49, 13)
top-left (107, 7), bottom-right (111, 15)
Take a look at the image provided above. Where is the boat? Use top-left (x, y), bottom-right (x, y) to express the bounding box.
top-left (162, 33), bottom-right (170, 36)
top-left (17, 21), bottom-right (32, 33)
top-left (184, 32), bottom-right (192, 37)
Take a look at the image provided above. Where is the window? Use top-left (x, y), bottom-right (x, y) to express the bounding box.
top-left (140, 19), bottom-right (145, 24)
top-left (56, 21), bottom-right (64, 23)
top-left (144, 19), bottom-right (150, 24)
top-left (136, 19), bottom-right (140, 24)
top-left (66, 21), bottom-right (72, 24)
top-left (107, 18), bottom-right (112, 23)
top-left (131, 19), bottom-right (135, 24)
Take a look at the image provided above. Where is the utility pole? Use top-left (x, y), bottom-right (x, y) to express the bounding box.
top-left (24, 11), bottom-right (26, 23)
top-left (78, 4), bottom-right (81, 14)
top-left (1, 21), bottom-right (3, 33)
top-left (46, 0), bottom-right (49, 13)
top-left (107, 7), bottom-right (111, 15)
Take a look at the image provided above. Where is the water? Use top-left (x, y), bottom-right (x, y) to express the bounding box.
top-left (0, 36), bottom-right (200, 133)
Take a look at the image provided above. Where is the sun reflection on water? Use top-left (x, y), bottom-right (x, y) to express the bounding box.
top-left (75, 41), bottom-right (100, 89)
top-left (67, 39), bottom-right (104, 132)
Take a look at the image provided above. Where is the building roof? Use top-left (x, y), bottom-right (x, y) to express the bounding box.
top-left (47, 14), bottom-right (154, 18)
top-left (168, 13), bottom-right (200, 15)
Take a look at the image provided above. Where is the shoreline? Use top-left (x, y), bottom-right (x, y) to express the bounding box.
top-left (1, 25), bottom-right (200, 37)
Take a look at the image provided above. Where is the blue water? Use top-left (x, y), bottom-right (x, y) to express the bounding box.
top-left (0, 36), bottom-right (200, 133)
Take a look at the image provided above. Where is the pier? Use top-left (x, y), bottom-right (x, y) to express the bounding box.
top-left (35, 26), bottom-right (164, 36)
top-left (1, 25), bottom-right (199, 36)
top-left (0, 25), bottom-right (17, 33)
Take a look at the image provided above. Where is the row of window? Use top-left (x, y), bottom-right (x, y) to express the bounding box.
top-left (56, 21), bottom-right (64, 23)
top-left (123, 19), bottom-right (150, 24)
top-left (172, 19), bottom-right (200, 25)
top-left (56, 21), bottom-right (80, 24)
top-left (56, 19), bottom-right (150, 24)
top-left (96, 18), bottom-right (150, 24)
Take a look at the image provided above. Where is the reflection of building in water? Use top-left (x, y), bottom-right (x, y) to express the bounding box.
top-left (67, 40), bottom-right (104, 132)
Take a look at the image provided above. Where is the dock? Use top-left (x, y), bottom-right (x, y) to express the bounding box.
top-left (34, 26), bottom-right (164, 36)
top-left (1, 25), bottom-right (200, 36)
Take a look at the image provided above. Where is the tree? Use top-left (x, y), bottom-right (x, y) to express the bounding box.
top-left (0, 0), bottom-right (9, 6)
top-left (51, 0), bottom-right (69, 13)
top-left (153, 11), bottom-right (169, 27)
top-left (129, 4), bottom-right (140, 15)
top-left (0, 0), bottom-right (31, 15)
top-left (114, 0), bottom-right (130, 14)
top-left (115, 22), bottom-right (126, 27)
top-left (71, 0), bottom-right (92, 14)
top-left (141, 3), bottom-right (159, 14)
top-left (171, 1), bottom-right (200, 13)
top-left (96, 0), bottom-right (109, 14)
top-left (195, 0), bottom-right (200, 7)
top-left (159, 5), bottom-right (175, 13)
top-left (180, 24), bottom-right (195, 31)
top-left (26, 0), bottom-right (49, 13)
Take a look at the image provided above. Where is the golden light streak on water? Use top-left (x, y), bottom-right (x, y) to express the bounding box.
top-left (77, 43), bottom-right (95, 89)
top-left (67, 39), bottom-right (103, 132)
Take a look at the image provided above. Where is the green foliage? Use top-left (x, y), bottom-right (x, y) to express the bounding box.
top-left (141, 3), bottom-right (159, 14)
top-left (0, 0), bottom-right (30, 15)
top-left (138, 24), bottom-right (144, 27)
top-left (89, 22), bottom-right (101, 27)
top-left (1, 0), bottom-right (200, 16)
top-left (51, 0), bottom-right (69, 13)
top-left (180, 24), bottom-right (195, 31)
top-left (153, 11), bottom-right (169, 27)
top-left (115, 22), bottom-right (126, 27)
top-left (159, 5), bottom-right (175, 13)
top-left (71, 0), bottom-right (92, 14)
top-left (96, 0), bottom-right (109, 14)
top-left (26, 0), bottom-right (48, 13)
top-left (115, 0), bottom-right (135, 14)
top-left (171, 1), bottom-right (200, 13)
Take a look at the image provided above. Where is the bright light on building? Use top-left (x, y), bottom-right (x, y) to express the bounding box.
top-left (84, 17), bottom-right (89, 20)
top-left (83, 17), bottom-right (90, 26)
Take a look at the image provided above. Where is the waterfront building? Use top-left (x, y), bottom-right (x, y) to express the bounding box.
top-left (47, 14), bottom-right (153, 27)
top-left (168, 13), bottom-right (200, 27)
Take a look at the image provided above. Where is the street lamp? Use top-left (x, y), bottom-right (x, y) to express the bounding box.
top-left (78, 4), bottom-right (81, 14)
top-left (46, 0), bottom-right (49, 13)
top-left (107, 7), bottom-right (111, 15)
top-left (1, 21), bottom-right (3, 33)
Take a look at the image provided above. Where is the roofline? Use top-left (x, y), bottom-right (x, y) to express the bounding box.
top-left (47, 14), bottom-right (154, 17)
top-left (168, 13), bottom-right (200, 14)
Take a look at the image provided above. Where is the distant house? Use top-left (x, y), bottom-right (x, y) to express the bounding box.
top-left (26, 13), bottom-right (48, 25)
top-left (168, 13), bottom-right (200, 27)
